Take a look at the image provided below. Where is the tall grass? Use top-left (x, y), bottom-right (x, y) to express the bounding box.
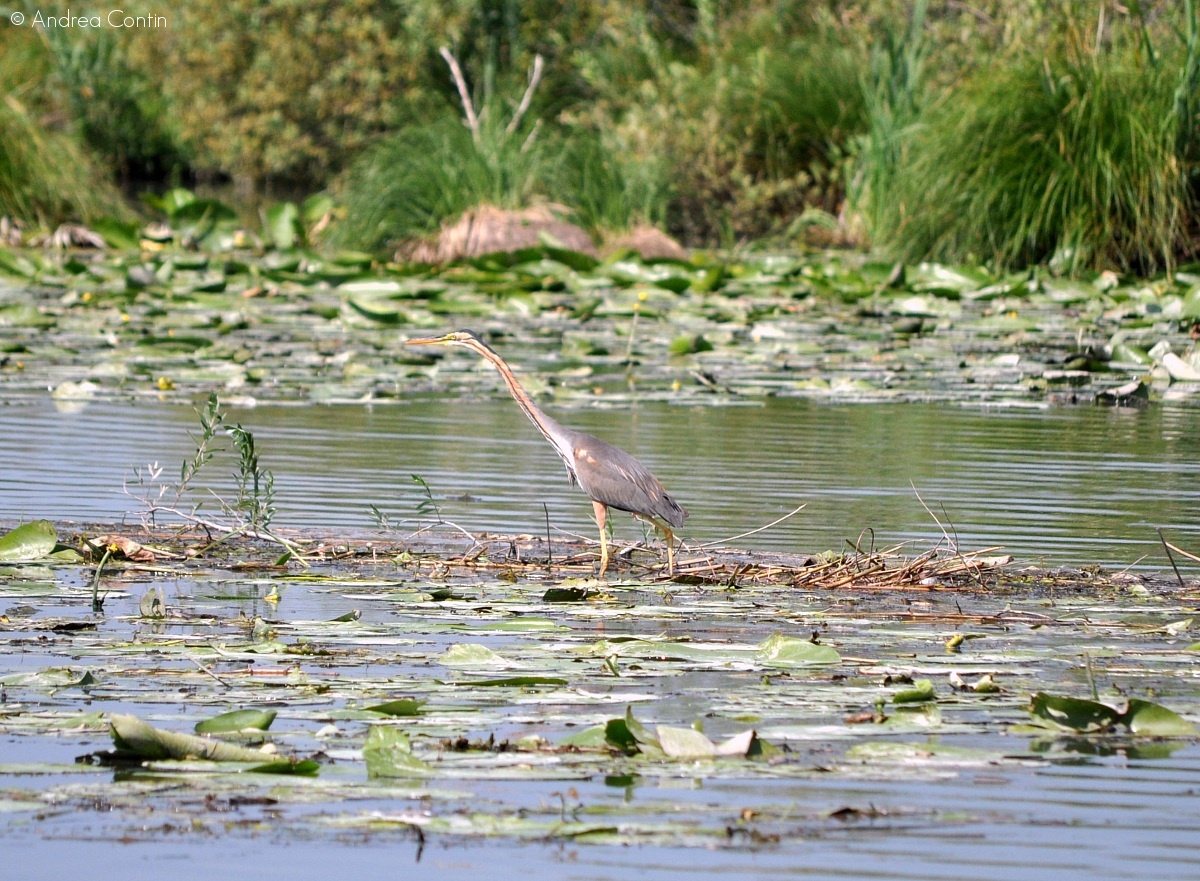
top-left (332, 111), bottom-right (548, 250)
top-left (872, 43), bottom-right (1187, 274)
top-left (0, 35), bottom-right (127, 227)
top-left (41, 27), bottom-right (186, 181)
top-left (333, 107), bottom-right (673, 251)
top-left (554, 132), bottom-right (673, 233)
top-left (850, 0), bottom-right (928, 242)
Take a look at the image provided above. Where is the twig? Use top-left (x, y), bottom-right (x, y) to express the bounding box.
top-left (1157, 528), bottom-right (1187, 589)
top-left (1164, 538), bottom-right (1200, 565)
top-left (404, 518), bottom-right (480, 549)
top-left (189, 655), bottom-right (230, 688)
top-left (911, 482), bottom-right (955, 551)
top-left (506, 54), bottom-right (545, 135)
top-left (695, 504), bottom-right (807, 549)
top-left (439, 46), bottom-right (480, 145)
top-left (519, 118), bottom-right (542, 154)
top-left (148, 501), bottom-right (310, 566)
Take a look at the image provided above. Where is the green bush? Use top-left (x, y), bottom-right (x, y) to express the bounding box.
top-left (150, 0), bottom-right (429, 189)
top-left (575, 3), bottom-right (868, 245)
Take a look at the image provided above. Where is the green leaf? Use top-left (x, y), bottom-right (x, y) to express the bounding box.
top-left (194, 709), bottom-right (277, 734)
top-left (264, 202), bottom-right (302, 251)
top-left (457, 676), bottom-right (568, 688)
top-left (668, 334), bottom-right (714, 356)
top-left (893, 678), bottom-right (937, 704)
top-left (623, 706), bottom-right (663, 757)
top-left (559, 724), bottom-right (610, 749)
top-left (363, 725), bottom-right (432, 778)
top-left (475, 617), bottom-right (569, 632)
top-left (656, 725), bottom-right (716, 759)
top-left (542, 587), bottom-right (592, 602)
top-left (1120, 699), bottom-right (1197, 736)
top-left (365, 699), bottom-right (425, 717)
top-left (0, 521), bottom-right (58, 562)
top-left (755, 633), bottom-right (841, 667)
top-left (346, 296), bottom-right (408, 324)
top-left (91, 218), bottom-right (141, 250)
top-left (603, 718), bottom-right (639, 754)
top-left (0, 247), bottom-right (39, 278)
top-left (544, 247), bottom-right (599, 272)
top-left (1028, 692), bottom-right (1121, 732)
top-left (439, 643), bottom-right (508, 667)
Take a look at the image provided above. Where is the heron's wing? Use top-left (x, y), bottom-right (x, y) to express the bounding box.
top-left (568, 433), bottom-right (688, 529)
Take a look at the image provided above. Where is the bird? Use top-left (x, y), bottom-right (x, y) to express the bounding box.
top-left (405, 330), bottom-right (688, 576)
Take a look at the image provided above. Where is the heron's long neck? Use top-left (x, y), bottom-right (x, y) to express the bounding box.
top-left (473, 343), bottom-right (575, 467)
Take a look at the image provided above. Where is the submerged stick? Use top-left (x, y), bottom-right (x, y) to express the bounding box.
top-left (1157, 528), bottom-right (1187, 589)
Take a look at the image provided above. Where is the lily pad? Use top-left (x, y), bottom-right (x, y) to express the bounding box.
top-left (0, 521), bottom-right (58, 562)
top-left (109, 714), bottom-right (316, 774)
top-left (755, 633), bottom-right (841, 667)
top-left (194, 709), bottom-right (278, 734)
top-left (362, 725), bottom-right (432, 778)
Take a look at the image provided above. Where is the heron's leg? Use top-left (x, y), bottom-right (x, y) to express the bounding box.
top-left (592, 500), bottom-right (609, 575)
top-left (662, 527), bottom-right (676, 576)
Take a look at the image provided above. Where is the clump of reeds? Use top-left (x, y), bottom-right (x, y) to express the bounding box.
top-left (857, 2), bottom-right (1200, 275)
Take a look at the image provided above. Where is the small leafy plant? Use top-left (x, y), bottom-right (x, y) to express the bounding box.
top-left (125, 393), bottom-right (289, 555)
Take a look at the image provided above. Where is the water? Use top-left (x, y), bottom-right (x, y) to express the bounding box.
top-left (2, 396), bottom-right (1198, 572)
top-left (3, 394), bottom-right (1200, 879)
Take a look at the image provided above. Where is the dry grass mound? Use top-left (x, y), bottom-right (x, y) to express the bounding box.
top-left (403, 205), bottom-right (596, 264)
top-left (602, 225), bottom-right (689, 261)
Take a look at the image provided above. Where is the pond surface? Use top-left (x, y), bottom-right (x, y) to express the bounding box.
top-left (1, 539), bottom-right (1198, 881)
top-left (3, 395), bottom-right (1198, 573)
top-left (3, 393), bottom-right (1200, 881)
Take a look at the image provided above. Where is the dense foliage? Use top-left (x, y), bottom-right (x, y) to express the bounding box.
top-left (2, 0), bottom-right (1200, 274)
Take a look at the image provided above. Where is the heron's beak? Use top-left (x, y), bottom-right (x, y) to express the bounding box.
top-left (404, 335), bottom-right (449, 347)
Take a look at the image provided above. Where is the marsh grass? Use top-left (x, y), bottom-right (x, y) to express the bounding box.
top-left (851, 0), bottom-right (927, 245)
top-left (861, 2), bottom-right (1200, 275)
top-left (0, 37), bottom-right (127, 226)
top-left (884, 49), bottom-right (1186, 274)
top-left (334, 109), bottom-right (670, 251)
top-left (40, 26), bottom-right (185, 181)
top-left (333, 113), bottom-right (544, 251)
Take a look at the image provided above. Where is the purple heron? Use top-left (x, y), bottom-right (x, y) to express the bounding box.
top-left (405, 330), bottom-right (687, 575)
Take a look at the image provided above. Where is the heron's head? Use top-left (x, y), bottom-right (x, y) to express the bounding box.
top-left (404, 330), bottom-right (483, 350)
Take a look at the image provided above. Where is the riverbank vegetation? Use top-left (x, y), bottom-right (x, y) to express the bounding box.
top-left (1, 1), bottom-right (1200, 274)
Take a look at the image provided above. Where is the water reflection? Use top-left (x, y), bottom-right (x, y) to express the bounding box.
top-left (1, 396), bottom-right (1197, 571)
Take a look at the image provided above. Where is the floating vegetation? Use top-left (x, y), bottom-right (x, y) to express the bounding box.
top-left (0, 214), bottom-right (1197, 410)
top-left (0, 517), bottom-right (1197, 853)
